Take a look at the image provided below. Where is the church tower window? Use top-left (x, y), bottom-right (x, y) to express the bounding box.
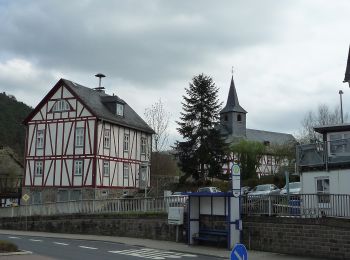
top-left (237, 114), bottom-right (242, 122)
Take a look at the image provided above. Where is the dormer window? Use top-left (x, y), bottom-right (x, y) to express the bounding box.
top-left (116, 103), bottom-right (124, 116)
top-left (53, 99), bottom-right (70, 112)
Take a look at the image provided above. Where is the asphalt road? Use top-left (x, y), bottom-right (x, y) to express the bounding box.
top-left (0, 234), bottom-right (218, 260)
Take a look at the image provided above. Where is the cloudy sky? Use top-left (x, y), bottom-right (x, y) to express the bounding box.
top-left (1, 0), bottom-right (349, 146)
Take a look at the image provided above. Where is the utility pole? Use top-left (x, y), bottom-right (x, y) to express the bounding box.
top-left (339, 90), bottom-right (344, 123)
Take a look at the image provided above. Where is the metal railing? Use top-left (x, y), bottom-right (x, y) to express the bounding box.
top-left (0, 195), bottom-right (188, 218)
top-left (241, 194), bottom-right (350, 218)
top-left (297, 138), bottom-right (350, 169)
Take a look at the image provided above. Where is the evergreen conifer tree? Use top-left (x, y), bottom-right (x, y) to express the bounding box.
top-left (175, 74), bottom-right (228, 182)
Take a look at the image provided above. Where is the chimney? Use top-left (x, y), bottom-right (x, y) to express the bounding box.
top-left (94, 73), bottom-right (106, 92)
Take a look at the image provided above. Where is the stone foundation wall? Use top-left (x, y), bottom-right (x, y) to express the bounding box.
top-left (243, 216), bottom-right (350, 260)
top-left (21, 187), bottom-right (140, 204)
top-left (0, 213), bottom-right (185, 242)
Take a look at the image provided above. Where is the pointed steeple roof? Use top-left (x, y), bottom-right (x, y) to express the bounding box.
top-left (220, 76), bottom-right (247, 114)
top-left (344, 45), bottom-right (350, 84)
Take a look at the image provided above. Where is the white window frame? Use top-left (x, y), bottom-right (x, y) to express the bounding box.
top-left (53, 99), bottom-right (70, 112)
top-left (103, 161), bottom-right (110, 177)
top-left (123, 164), bottom-right (129, 179)
top-left (74, 160), bottom-right (83, 176)
top-left (35, 161), bottom-right (43, 176)
top-left (116, 103), bottom-right (124, 116)
top-left (36, 129), bottom-right (44, 149)
top-left (104, 129), bottom-right (111, 149)
top-left (316, 177), bottom-right (330, 204)
top-left (75, 127), bottom-right (84, 147)
top-left (124, 134), bottom-right (129, 152)
top-left (141, 137), bottom-right (146, 154)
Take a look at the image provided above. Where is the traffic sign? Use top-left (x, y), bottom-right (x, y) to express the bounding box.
top-left (231, 243), bottom-right (248, 260)
top-left (232, 164), bottom-right (240, 176)
top-left (22, 194), bottom-right (30, 202)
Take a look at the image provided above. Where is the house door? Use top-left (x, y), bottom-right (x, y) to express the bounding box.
top-left (139, 165), bottom-right (147, 189)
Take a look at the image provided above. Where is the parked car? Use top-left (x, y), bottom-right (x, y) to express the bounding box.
top-left (280, 182), bottom-right (301, 195)
top-left (241, 186), bottom-right (251, 195)
top-left (197, 187), bottom-right (221, 193)
top-left (248, 184), bottom-right (280, 196)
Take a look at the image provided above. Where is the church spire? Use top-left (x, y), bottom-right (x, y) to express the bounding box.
top-left (344, 45), bottom-right (350, 87)
top-left (220, 76), bottom-right (247, 114)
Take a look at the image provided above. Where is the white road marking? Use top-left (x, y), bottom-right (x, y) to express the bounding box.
top-left (79, 246), bottom-right (98, 250)
top-left (53, 242), bottom-right (69, 246)
top-left (8, 236), bottom-right (21, 239)
top-left (29, 239), bottom-right (43, 242)
top-left (108, 248), bottom-right (198, 259)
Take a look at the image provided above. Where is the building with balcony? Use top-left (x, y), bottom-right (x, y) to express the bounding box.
top-left (297, 124), bottom-right (350, 195)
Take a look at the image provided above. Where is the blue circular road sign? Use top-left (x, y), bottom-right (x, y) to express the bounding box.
top-left (231, 243), bottom-right (248, 260)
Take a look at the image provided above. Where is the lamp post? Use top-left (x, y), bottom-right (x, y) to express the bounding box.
top-left (339, 90), bottom-right (344, 124)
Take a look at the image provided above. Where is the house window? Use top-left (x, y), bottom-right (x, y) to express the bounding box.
top-left (35, 161), bottom-right (43, 176)
top-left (116, 103), bottom-right (124, 116)
top-left (57, 190), bottom-right (68, 202)
top-left (104, 129), bottom-right (110, 148)
top-left (32, 191), bottom-right (42, 204)
top-left (75, 127), bottom-right (84, 147)
top-left (316, 178), bottom-right (330, 203)
top-left (329, 132), bottom-right (350, 155)
top-left (103, 161), bottom-right (110, 177)
top-left (36, 130), bottom-right (44, 149)
top-left (123, 164), bottom-right (129, 179)
top-left (69, 189), bottom-right (82, 201)
top-left (124, 134), bottom-right (129, 152)
top-left (53, 99), bottom-right (70, 112)
top-left (74, 160), bottom-right (83, 176)
top-left (141, 137), bottom-right (146, 154)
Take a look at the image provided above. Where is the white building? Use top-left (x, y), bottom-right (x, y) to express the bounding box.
top-left (22, 78), bottom-right (153, 204)
top-left (298, 124), bottom-right (350, 195)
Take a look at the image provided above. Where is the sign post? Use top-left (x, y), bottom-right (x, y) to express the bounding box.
top-left (229, 163), bottom-right (242, 248)
top-left (22, 194), bottom-right (30, 231)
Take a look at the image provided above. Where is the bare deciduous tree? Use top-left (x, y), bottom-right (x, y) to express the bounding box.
top-left (144, 99), bottom-right (170, 152)
top-left (298, 104), bottom-right (348, 143)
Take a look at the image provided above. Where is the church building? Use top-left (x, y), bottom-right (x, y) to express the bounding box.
top-left (219, 76), bottom-right (295, 176)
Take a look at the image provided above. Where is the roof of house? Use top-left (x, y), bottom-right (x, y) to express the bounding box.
top-left (24, 78), bottom-right (154, 134)
top-left (314, 123), bottom-right (350, 134)
top-left (344, 45), bottom-right (350, 83)
top-left (220, 76), bottom-right (247, 114)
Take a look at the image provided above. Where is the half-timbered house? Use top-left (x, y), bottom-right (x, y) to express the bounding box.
top-left (22, 79), bottom-right (154, 204)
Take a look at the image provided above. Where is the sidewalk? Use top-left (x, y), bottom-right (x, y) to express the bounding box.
top-left (0, 230), bottom-right (323, 260)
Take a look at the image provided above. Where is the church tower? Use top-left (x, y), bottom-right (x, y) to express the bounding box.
top-left (220, 76), bottom-right (247, 137)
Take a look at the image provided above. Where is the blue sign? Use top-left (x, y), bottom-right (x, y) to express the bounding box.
top-left (231, 244), bottom-right (248, 260)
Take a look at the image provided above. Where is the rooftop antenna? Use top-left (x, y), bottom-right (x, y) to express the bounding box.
top-left (94, 73), bottom-right (106, 91)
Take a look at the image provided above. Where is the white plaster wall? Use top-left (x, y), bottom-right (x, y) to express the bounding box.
top-left (301, 169), bottom-right (350, 194)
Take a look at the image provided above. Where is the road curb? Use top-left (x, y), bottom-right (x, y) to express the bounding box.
top-left (0, 250), bottom-right (32, 256)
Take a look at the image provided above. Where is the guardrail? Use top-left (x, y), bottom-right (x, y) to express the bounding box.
top-left (0, 195), bottom-right (188, 218)
top-left (241, 194), bottom-right (350, 218)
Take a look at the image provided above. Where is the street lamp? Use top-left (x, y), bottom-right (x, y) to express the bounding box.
top-left (339, 90), bottom-right (344, 124)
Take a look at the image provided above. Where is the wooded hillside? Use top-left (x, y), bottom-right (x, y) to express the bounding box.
top-left (0, 92), bottom-right (33, 162)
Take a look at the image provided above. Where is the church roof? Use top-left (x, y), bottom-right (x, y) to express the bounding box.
top-left (344, 45), bottom-right (350, 83)
top-left (246, 128), bottom-right (295, 145)
top-left (220, 76), bottom-right (247, 114)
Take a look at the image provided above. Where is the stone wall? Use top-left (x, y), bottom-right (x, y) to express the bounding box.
top-left (0, 213), bottom-right (185, 242)
top-left (243, 216), bottom-right (350, 260)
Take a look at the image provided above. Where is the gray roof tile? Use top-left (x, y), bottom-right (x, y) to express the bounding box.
top-left (63, 79), bottom-right (154, 134)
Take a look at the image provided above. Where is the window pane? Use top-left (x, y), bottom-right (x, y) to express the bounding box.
top-left (70, 190), bottom-right (82, 201)
top-left (58, 190), bottom-right (68, 202)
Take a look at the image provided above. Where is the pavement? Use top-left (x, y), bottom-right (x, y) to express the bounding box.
top-left (0, 229), bottom-right (324, 260)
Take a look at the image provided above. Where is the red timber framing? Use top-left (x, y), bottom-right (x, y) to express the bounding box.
top-left (23, 79), bottom-right (152, 192)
